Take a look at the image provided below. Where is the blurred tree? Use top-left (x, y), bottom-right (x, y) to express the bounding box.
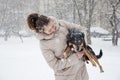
top-left (108, 0), bottom-right (120, 46)
top-left (0, 0), bottom-right (40, 41)
top-left (72, 0), bottom-right (96, 44)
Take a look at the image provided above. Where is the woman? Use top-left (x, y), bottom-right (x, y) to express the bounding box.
top-left (27, 13), bottom-right (89, 80)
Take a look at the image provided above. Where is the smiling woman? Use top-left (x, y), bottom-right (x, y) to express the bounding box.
top-left (27, 13), bottom-right (50, 33)
top-left (43, 20), bottom-right (56, 35)
top-left (27, 13), bottom-right (56, 35)
top-left (27, 13), bottom-right (89, 80)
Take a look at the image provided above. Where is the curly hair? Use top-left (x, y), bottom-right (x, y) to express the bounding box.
top-left (27, 13), bottom-right (50, 33)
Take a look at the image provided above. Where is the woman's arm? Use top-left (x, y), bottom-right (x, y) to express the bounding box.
top-left (40, 44), bottom-right (83, 71)
top-left (59, 20), bottom-right (86, 31)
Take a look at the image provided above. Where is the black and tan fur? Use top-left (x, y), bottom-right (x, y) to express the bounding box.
top-left (64, 28), bottom-right (104, 72)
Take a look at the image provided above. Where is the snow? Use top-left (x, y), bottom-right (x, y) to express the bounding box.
top-left (0, 37), bottom-right (54, 80)
top-left (91, 27), bottom-right (109, 34)
top-left (0, 37), bottom-right (120, 80)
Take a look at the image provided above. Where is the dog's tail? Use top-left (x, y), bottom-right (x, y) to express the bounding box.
top-left (96, 49), bottom-right (103, 59)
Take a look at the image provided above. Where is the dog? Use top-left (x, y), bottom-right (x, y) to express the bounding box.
top-left (64, 28), bottom-right (104, 72)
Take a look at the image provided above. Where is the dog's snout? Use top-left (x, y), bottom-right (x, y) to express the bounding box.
top-left (78, 48), bottom-right (83, 52)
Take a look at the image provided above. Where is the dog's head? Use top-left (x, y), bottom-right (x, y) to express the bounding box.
top-left (67, 28), bottom-right (85, 52)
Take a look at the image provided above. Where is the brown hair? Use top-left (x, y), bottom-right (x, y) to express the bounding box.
top-left (27, 13), bottom-right (50, 33)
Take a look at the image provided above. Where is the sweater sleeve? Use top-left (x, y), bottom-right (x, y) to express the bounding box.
top-left (40, 44), bottom-right (81, 71)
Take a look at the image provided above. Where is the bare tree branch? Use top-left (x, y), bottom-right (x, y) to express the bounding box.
top-left (72, 0), bottom-right (82, 25)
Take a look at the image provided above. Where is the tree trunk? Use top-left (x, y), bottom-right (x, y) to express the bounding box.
top-left (72, 0), bottom-right (82, 25)
top-left (112, 28), bottom-right (118, 46)
top-left (110, 4), bottom-right (119, 46)
top-left (86, 25), bottom-right (91, 44)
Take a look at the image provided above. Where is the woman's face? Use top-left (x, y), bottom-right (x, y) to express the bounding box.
top-left (43, 21), bottom-right (56, 35)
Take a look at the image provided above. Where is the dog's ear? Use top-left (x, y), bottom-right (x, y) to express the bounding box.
top-left (66, 29), bottom-right (72, 40)
top-left (81, 32), bottom-right (87, 47)
top-left (82, 32), bottom-right (85, 38)
top-left (68, 28), bottom-right (73, 34)
top-left (66, 33), bottom-right (72, 42)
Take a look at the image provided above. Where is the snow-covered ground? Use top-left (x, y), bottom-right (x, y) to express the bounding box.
top-left (90, 27), bottom-right (109, 34)
top-left (0, 37), bottom-right (120, 80)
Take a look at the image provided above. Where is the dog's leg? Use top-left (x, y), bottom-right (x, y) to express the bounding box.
top-left (83, 48), bottom-right (97, 66)
top-left (86, 49), bottom-right (104, 72)
top-left (90, 54), bottom-right (104, 72)
top-left (82, 55), bottom-right (89, 64)
top-left (64, 46), bottom-right (71, 59)
top-left (94, 57), bottom-right (104, 72)
top-left (64, 43), bottom-right (74, 59)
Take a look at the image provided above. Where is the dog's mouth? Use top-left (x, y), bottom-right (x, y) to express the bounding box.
top-left (72, 43), bottom-right (84, 52)
top-left (78, 43), bottom-right (84, 52)
top-left (77, 48), bottom-right (83, 52)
